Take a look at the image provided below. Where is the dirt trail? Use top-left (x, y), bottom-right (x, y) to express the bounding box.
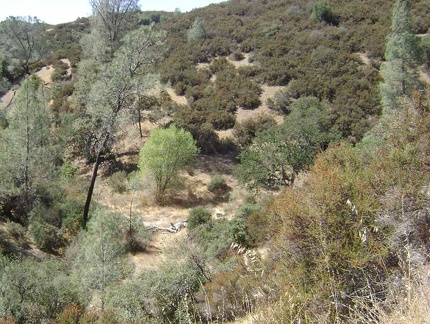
top-left (130, 229), bottom-right (188, 276)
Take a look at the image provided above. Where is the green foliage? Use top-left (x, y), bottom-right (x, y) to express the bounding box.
top-left (125, 211), bottom-right (152, 253)
top-left (233, 114), bottom-right (276, 149)
top-left (237, 97), bottom-right (339, 189)
top-left (25, 184), bottom-right (84, 252)
top-left (230, 50), bottom-right (245, 61)
top-left (235, 201), bottom-right (262, 219)
top-left (312, 1), bottom-right (339, 25)
top-left (73, 24), bottom-right (165, 164)
top-left (229, 201), bottom-right (265, 247)
top-left (137, 263), bottom-right (203, 322)
top-left (5, 221), bottom-right (30, 249)
top-left (421, 35), bottom-right (430, 71)
top-left (264, 93), bottom-right (430, 321)
top-left (0, 108), bottom-right (8, 129)
top-left (187, 17), bottom-right (206, 41)
top-left (103, 281), bottom-right (151, 323)
top-left (0, 77), bottom-right (57, 223)
top-left (0, 257), bottom-right (83, 323)
top-left (192, 219), bottom-right (234, 264)
top-left (86, 0), bottom-right (141, 60)
top-left (175, 119), bottom-right (225, 154)
top-left (229, 216), bottom-right (248, 246)
top-left (0, 57), bottom-right (12, 95)
top-left (140, 12), bottom-right (162, 25)
top-left (0, 16), bottom-right (49, 75)
top-left (138, 124), bottom-right (200, 203)
top-left (380, 0), bottom-right (422, 111)
top-left (187, 207), bottom-right (212, 230)
top-left (108, 170), bottom-right (128, 193)
top-left (266, 85), bottom-right (297, 115)
top-left (51, 59), bottom-right (71, 82)
top-left (207, 174), bottom-right (230, 196)
top-left (0, 2), bottom-right (429, 323)
top-left (0, 57), bottom-right (13, 83)
top-left (67, 209), bottom-right (130, 308)
top-left (59, 161), bottom-right (77, 179)
top-left (28, 221), bottom-right (64, 253)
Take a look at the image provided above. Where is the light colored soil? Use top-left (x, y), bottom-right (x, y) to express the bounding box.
top-left (420, 69), bottom-right (430, 86)
top-left (197, 53), bottom-right (254, 70)
top-left (235, 85), bottom-right (285, 125)
top-left (0, 88), bottom-right (17, 108)
top-left (92, 151), bottom-right (245, 275)
top-left (227, 53), bottom-right (254, 68)
top-left (130, 229), bottom-right (188, 276)
top-left (357, 52), bottom-right (371, 66)
top-left (0, 59), bottom-right (71, 109)
top-left (166, 87), bottom-right (187, 105)
top-left (197, 62), bottom-right (211, 70)
top-left (35, 65), bottom-right (54, 85)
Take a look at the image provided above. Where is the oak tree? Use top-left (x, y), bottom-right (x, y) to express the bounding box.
top-left (0, 16), bottom-right (48, 75)
top-left (138, 125), bottom-right (200, 203)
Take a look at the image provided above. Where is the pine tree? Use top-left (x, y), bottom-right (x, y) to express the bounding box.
top-left (68, 210), bottom-right (127, 311)
top-left (380, 0), bottom-right (421, 111)
top-left (0, 76), bottom-right (55, 220)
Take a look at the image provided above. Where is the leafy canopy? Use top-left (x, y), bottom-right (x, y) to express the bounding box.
top-left (236, 97), bottom-right (339, 189)
top-left (138, 124), bottom-right (200, 202)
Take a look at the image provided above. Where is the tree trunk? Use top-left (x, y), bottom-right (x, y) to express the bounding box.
top-left (138, 109), bottom-right (143, 138)
top-left (82, 148), bottom-right (103, 229)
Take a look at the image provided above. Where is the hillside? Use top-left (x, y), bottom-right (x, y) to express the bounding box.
top-left (0, 0), bottom-right (430, 323)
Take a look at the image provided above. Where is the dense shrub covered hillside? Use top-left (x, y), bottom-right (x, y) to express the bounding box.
top-left (0, 0), bottom-right (430, 322)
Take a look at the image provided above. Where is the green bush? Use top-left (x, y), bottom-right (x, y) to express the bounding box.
top-left (229, 217), bottom-right (248, 246)
top-left (59, 199), bottom-right (85, 235)
top-left (207, 175), bottom-right (230, 195)
top-left (51, 60), bottom-right (70, 82)
top-left (230, 50), bottom-right (245, 61)
top-left (174, 118), bottom-right (223, 155)
top-left (206, 110), bottom-right (236, 130)
top-left (108, 170), bottom-right (128, 193)
top-left (233, 114), bottom-right (276, 149)
top-left (5, 221), bottom-right (30, 249)
top-left (312, 0), bottom-right (339, 25)
top-left (194, 219), bottom-right (233, 261)
top-left (29, 221), bottom-right (64, 253)
top-left (266, 84), bottom-right (297, 115)
top-left (188, 207), bottom-right (212, 230)
top-left (59, 161), bottom-right (77, 179)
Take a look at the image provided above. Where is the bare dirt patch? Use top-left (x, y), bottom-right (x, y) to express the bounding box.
top-left (236, 85), bottom-right (284, 124)
top-left (227, 53), bottom-right (253, 68)
top-left (91, 151), bottom-right (246, 275)
top-left (0, 88), bottom-right (17, 109)
top-left (0, 59), bottom-right (72, 109)
top-left (357, 52), bottom-right (371, 66)
top-left (166, 87), bottom-right (187, 106)
top-left (420, 69), bottom-right (430, 86)
top-left (130, 229), bottom-right (188, 276)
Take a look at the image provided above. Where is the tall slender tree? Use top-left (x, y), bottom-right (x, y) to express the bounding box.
top-left (0, 76), bottom-right (55, 222)
top-left (68, 210), bottom-right (127, 311)
top-left (81, 26), bottom-right (165, 228)
top-left (380, 0), bottom-right (421, 111)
